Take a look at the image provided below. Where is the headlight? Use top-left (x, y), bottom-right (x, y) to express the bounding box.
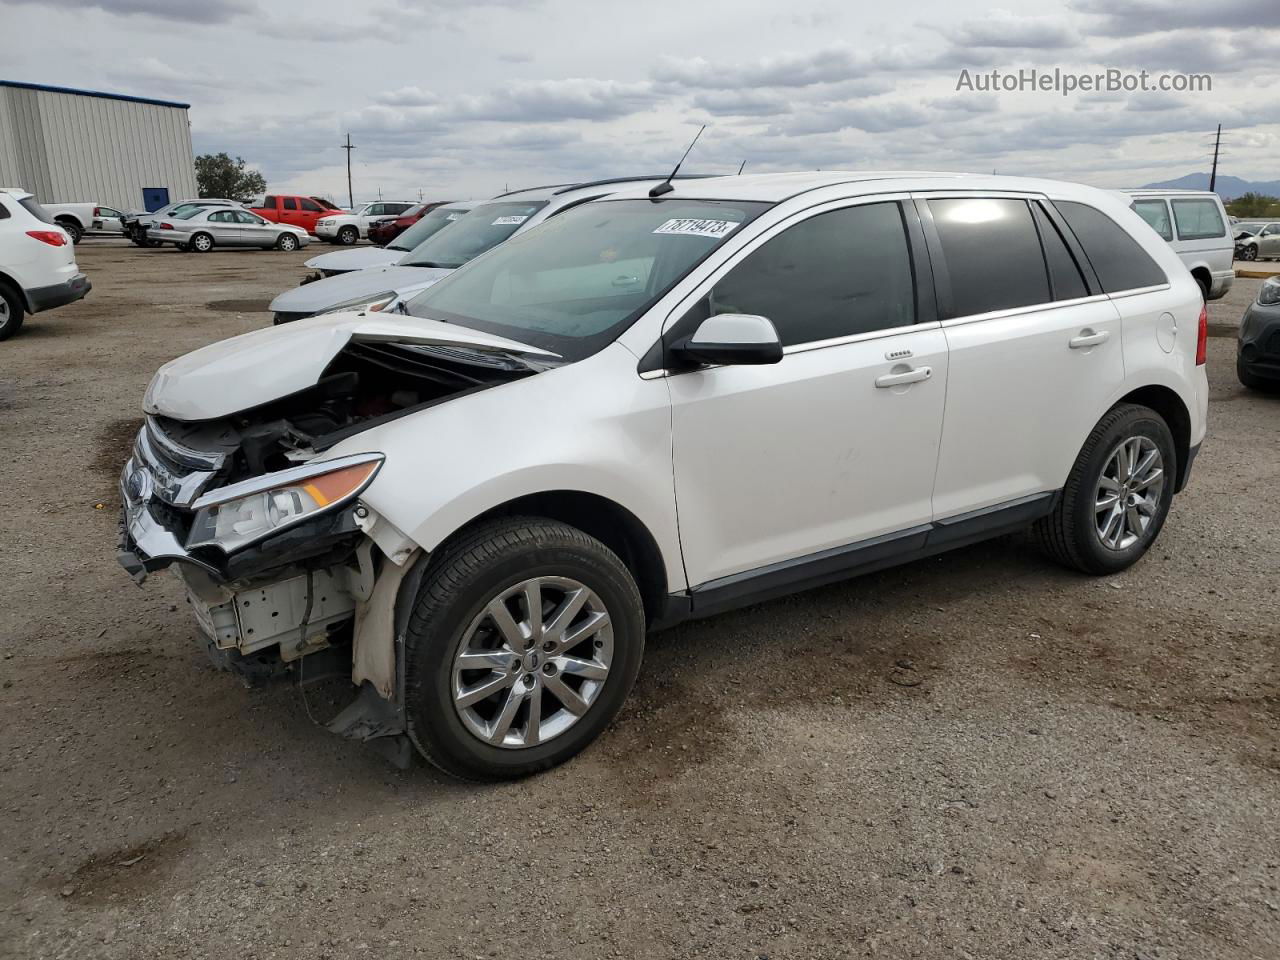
top-left (187, 454), bottom-right (382, 552)
top-left (318, 219), bottom-right (333, 227)
top-left (319, 291), bottom-right (397, 315)
top-left (1259, 278), bottom-right (1280, 306)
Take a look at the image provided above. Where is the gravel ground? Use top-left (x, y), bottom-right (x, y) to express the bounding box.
top-left (1, 241), bottom-right (1277, 960)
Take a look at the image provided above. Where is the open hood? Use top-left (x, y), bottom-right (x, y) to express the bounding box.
top-left (144, 311), bottom-right (556, 422)
top-left (270, 264), bottom-right (452, 314)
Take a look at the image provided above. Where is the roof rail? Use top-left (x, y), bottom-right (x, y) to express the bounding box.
top-left (550, 174), bottom-right (718, 196)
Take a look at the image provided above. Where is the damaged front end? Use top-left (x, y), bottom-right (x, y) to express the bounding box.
top-left (117, 326), bottom-right (552, 766)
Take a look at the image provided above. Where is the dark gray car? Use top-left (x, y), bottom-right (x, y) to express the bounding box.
top-left (1237, 276), bottom-right (1280, 390)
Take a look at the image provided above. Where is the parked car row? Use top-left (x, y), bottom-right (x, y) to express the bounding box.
top-left (117, 171), bottom-right (1211, 781)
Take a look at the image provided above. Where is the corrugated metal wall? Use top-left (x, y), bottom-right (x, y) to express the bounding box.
top-left (0, 85), bottom-right (197, 211)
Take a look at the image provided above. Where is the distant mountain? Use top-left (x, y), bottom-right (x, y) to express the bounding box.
top-left (1140, 172), bottom-right (1280, 200)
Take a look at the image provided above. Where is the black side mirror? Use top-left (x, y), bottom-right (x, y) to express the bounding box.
top-left (671, 313), bottom-right (783, 366)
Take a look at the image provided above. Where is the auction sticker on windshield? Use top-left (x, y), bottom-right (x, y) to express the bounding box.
top-left (492, 215), bottom-right (529, 225)
top-left (653, 218), bottom-right (740, 239)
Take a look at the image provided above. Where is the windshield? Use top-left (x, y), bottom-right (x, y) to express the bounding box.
top-left (404, 198), bottom-right (769, 360)
top-left (389, 206), bottom-right (471, 251)
top-left (399, 200), bottom-right (549, 268)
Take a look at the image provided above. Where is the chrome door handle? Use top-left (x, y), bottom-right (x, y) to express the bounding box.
top-left (875, 366), bottom-right (931, 388)
top-left (1069, 329), bottom-right (1110, 349)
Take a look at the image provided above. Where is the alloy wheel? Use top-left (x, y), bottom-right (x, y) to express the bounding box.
top-left (451, 575), bottom-right (613, 749)
top-left (1094, 436), bottom-right (1164, 551)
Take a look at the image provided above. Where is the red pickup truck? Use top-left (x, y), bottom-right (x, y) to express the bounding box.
top-left (249, 195), bottom-right (343, 235)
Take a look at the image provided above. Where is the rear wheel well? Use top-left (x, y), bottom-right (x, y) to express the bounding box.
top-left (1117, 385), bottom-right (1192, 491)
top-left (0, 270), bottom-right (25, 310)
top-left (454, 492), bottom-right (669, 625)
top-left (1190, 266), bottom-right (1211, 297)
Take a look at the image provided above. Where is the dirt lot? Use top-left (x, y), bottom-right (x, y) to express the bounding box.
top-left (1, 240), bottom-right (1277, 960)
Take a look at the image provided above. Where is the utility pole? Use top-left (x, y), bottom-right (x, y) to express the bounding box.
top-left (1209, 124), bottom-right (1222, 194)
top-left (341, 133), bottom-right (355, 208)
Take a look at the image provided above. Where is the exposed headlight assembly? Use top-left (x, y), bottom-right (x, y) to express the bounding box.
top-left (1259, 277), bottom-right (1280, 306)
top-left (319, 291), bottom-right (397, 315)
top-left (187, 454), bottom-right (383, 553)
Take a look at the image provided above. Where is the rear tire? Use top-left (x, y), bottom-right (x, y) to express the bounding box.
top-left (404, 516), bottom-right (645, 781)
top-left (1035, 403), bottom-right (1176, 575)
top-left (276, 233), bottom-right (300, 252)
top-left (0, 282), bottom-right (25, 341)
top-left (56, 219), bottom-right (83, 244)
top-left (190, 232), bottom-right (214, 253)
top-left (338, 225), bottom-right (358, 245)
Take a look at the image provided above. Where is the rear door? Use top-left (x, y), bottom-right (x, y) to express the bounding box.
top-left (666, 197), bottom-right (948, 588)
top-left (279, 196), bottom-right (302, 229)
top-left (920, 194), bottom-right (1123, 517)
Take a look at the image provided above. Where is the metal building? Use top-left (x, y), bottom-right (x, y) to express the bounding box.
top-left (0, 80), bottom-right (197, 213)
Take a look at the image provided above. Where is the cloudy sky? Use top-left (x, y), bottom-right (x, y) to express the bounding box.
top-left (2, 0), bottom-right (1277, 203)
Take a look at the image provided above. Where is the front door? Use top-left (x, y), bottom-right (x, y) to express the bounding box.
top-left (922, 194), bottom-right (1124, 517)
top-left (142, 187), bottom-right (170, 212)
top-left (236, 210), bottom-right (274, 246)
top-left (205, 210), bottom-right (242, 245)
top-left (667, 199), bottom-right (947, 588)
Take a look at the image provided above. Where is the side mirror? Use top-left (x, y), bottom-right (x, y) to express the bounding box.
top-left (672, 313), bottom-right (783, 366)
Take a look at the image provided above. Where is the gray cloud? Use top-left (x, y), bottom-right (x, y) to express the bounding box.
top-left (1071, 0), bottom-right (1280, 35)
top-left (3, 0), bottom-right (254, 22)
top-left (946, 11), bottom-right (1078, 49)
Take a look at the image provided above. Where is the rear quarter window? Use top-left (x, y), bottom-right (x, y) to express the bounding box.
top-left (261, 196), bottom-right (276, 209)
top-left (1054, 201), bottom-right (1167, 293)
top-left (1172, 199), bottom-right (1226, 241)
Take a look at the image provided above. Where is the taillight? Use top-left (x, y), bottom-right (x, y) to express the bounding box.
top-left (1195, 304), bottom-right (1207, 366)
top-left (93, 206), bottom-right (102, 217)
top-left (26, 230), bottom-right (66, 247)
top-left (159, 222), bottom-right (174, 230)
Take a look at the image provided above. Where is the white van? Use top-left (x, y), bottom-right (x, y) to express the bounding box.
top-left (1119, 189), bottom-right (1233, 300)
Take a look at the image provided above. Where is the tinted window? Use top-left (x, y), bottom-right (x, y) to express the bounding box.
top-left (0, 201), bottom-right (8, 220)
top-left (1132, 200), bottom-right (1173, 241)
top-left (386, 203), bottom-right (412, 215)
top-left (1172, 199), bottom-right (1225, 240)
top-left (1032, 202), bottom-right (1089, 300)
top-left (282, 197), bottom-right (297, 211)
top-left (707, 202), bottom-right (915, 345)
top-left (18, 197), bottom-right (55, 224)
top-left (262, 196), bottom-right (276, 208)
top-left (928, 198), bottom-right (1049, 316)
top-left (298, 198), bottom-right (322, 212)
top-left (1056, 201), bottom-right (1167, 293)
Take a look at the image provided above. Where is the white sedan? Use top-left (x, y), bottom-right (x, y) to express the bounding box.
top-left (147, 208), bottom-right (312, 252)
top-left (314, 201), bottom-right (415, 245)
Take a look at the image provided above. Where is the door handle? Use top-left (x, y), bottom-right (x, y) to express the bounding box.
top-left (875, 366), bottom-right (931, 388)
top-left (1069, 329), bottom-right (1110, 349)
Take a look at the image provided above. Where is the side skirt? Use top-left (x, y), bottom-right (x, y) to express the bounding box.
top-left (656, 491), bottom-right (1058, 626)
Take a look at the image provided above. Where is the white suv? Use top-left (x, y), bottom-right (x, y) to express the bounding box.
top-left (118, 172), bottom-right (1207, 779)
top-left (1121, 189), bottom-right (1234, 300)
top-left (315, 201), bottom-right (415, 245)
top-left (0, 188), bottom-right (91, 340)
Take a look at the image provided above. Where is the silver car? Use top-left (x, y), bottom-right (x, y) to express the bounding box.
top-left (148, 207), bottom-right (311, 253)
top-left (1234, 222), bottom-right (1280, 262)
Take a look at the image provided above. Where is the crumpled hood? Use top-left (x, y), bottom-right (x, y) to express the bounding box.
top-left (144, 312), bottom-right (556, 421)
top-left (270, 264), bottom-right (453, 314)
top-left (303, 246), bottom-right (407, 273)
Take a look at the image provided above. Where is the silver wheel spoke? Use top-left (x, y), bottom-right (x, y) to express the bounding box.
top-left (544, 587), bottom-right (589, 643)
top-left (1133, 447), bottom-right (1159, 482)
top-left (561, 610), bottom-right (610, 650)
top-left (487, 598), bottom-right (527, 651)
top-left (1098, 475), bottom-right (1121, 494)
top-left (543, 673), bottom-right (590, 716)
top-left (523, 580), bottom-right (543, 642)
top-left (456, 649), bottom-right (517, 672)
top-left (524, 683), bottom-right (542, 746)
top-left (556, 655), bottom-right (608, 681)
top-left (1125, 504), bottom-right (1143, 537)
top-left (1133, 467), bottom-right (1163, 491)
top-left (1102, 505), bottom-right (1125, 547)
top-left (487, 685), bottom-right (525, 744)
top-left (456, 671), bottom-right (515, 709)
top-left (1095, 493), bottom-right (1120, 512)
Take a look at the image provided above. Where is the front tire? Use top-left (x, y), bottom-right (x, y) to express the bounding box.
top-left (0, 282), bottom-right (25, 341)
top-left (190, 232), bottom-right (214, 253)
top-left (1240, 245), bottom-right (1258, 262)
top-left (337, 225), bottom-right (358, 245)
top-left (1036, 403), bottom-right (1176, 575)
top-left (404, 517), bottom-right (645, 781)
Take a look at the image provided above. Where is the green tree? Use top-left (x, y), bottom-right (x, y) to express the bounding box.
top-left (194, 153), bottom-right (267, 202)
top-left (1226, 192), bottom-right (1280, 218)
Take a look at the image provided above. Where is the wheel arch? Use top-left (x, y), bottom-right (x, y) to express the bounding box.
top-left (1188, 265), bottom-right (1212, 295)
top-left (440, 490), bottom-right (670, 626)
top-left (0, 269), bottom-right (28, 311)
top-left (54, 213), bottom-right (84, 230)
top-left (1116, 384), bottom-right (1193, 492)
